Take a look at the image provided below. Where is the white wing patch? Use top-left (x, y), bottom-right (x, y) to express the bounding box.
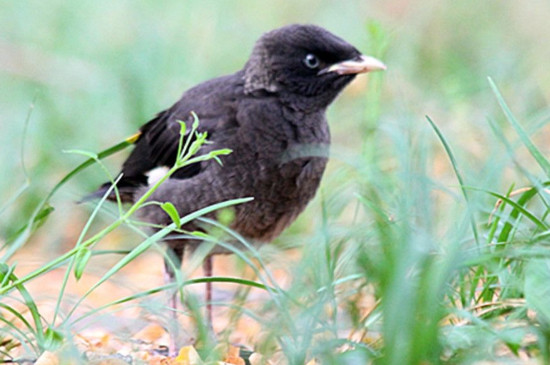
top-left (146, 166), bottom-right (170, 185)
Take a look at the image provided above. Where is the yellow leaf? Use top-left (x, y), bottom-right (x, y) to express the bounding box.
top-left (174, 346), bottom-right (201, 365)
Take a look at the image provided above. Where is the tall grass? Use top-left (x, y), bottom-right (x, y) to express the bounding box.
top-left (2, 1), bottom-right (550, 364)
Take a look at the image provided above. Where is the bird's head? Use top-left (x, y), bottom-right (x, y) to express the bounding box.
top-left (243, 24), bottom-right (386, 108)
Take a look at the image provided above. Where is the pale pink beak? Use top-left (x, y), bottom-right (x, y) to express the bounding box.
top-left (320, 55), bottom-right (387, 75)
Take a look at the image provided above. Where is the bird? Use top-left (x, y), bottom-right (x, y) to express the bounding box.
top-left (91, 23), bottom-right (385, 347)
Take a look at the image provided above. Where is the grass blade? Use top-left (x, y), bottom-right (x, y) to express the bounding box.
top-left (63, 197), bottom-right (253, 319)
top-left (488, 77), bottom-right (550, 177)
top-left (1, 135), bottom-right (137, 261)
top-left (426, 115), bottom-right (479, 245)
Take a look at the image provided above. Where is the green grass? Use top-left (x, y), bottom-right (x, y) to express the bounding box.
top-left (2, 1), bottom-right (550, 364)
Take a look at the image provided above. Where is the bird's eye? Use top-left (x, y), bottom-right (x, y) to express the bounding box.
top-left (303, 53), bottom-right (320, 69)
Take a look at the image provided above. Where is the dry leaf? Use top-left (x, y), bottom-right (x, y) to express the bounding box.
top-left (133, 324), bottom-right (167, 343)
top-left (35, 351), bottom-right (59, 365)
top-left (223, 346), bottom-right (245, 365)
top-left (248, 353), bottom-right (272, 365)
top-left (174, 346), bottom-right (201, 365)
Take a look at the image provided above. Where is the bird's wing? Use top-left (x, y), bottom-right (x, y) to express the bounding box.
top-left (120, 108), bottom-right (202, 180)
top-left (87, 110), bottom-right (201, 202)
top-left (91, 73), bottom-right (243, 203)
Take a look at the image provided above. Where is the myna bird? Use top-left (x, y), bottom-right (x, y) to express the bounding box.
top-left (91, 23), bottom-right (385, 346)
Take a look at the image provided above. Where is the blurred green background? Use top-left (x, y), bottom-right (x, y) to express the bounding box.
top-left (3, 0), bottom-right (549, 246)
top-left (3, 0), bottom-right (550, 363)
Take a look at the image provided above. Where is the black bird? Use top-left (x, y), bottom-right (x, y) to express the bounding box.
top-left (92, 23), bottom-right (385, 341)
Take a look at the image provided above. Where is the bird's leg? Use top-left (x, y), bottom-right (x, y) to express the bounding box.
top-left (203, 255), bottom-right (214, 331)
top-left (164, 245), bottom-right (184, 355)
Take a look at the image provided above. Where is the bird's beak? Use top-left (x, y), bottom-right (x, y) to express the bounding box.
top-left (320, 55), bottom-right (387, 76)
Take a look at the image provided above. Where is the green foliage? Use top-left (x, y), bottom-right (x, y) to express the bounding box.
top-left (2, 1), bottom-right (550, 364)
top-left (0, 117), bottom-right (249, 360)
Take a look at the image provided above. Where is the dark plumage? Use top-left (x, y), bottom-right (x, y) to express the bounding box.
top-left (92, 24), bottom-right (385, 340)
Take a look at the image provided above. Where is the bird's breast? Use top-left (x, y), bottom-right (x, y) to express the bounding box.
top-left (224, 142), bottom-right (328, 242)
top-left (205, 100), bottom-right (330, 241)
